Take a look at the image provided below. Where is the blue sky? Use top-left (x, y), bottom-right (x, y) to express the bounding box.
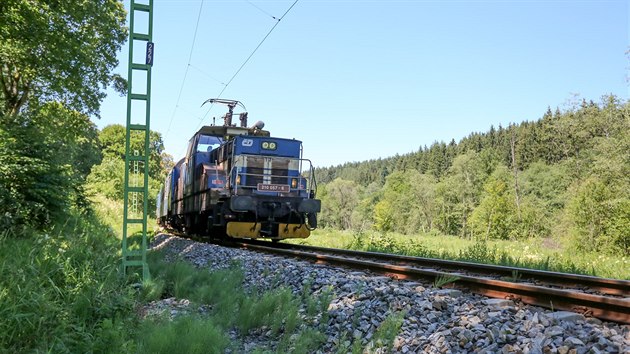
top-left (97, 0), bottom-right (629, 167)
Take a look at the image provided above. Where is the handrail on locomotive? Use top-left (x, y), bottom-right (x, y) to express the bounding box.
top-left (229, 154), bottom-right (317, 197)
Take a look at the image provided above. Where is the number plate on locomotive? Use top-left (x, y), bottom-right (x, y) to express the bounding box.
top-left (257, 183), bottom-right (290, 192)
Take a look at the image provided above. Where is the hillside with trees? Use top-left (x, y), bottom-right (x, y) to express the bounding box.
top-left (316, 96), bottom-right (629, 255)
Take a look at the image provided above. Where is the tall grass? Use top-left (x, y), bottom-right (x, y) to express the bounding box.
top-left (0, 214), bottom-right (138, 353)
top-left (292, 229), bottom-right (630, 279)
top-left (139, 316), bottom-right (228, 354)
top-left (90, 193), bottom-right (155, 239)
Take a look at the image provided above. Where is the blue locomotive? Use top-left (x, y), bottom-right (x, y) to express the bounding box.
top-left (156, 99), bottom-right (320, 240)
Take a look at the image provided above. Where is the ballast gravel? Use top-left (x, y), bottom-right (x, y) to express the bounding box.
top-left (146, 234), bottom-right (630, 353)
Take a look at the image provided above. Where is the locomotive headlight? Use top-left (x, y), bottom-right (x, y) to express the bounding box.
top-left (291, 178), bottom-right (298, 188)
top-left (261, 141), bottom-right (277, 150)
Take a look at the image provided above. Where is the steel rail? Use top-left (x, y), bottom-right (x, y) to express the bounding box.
top-left (240, 239), bottom-right (630, 297)
top-left (234, 241), bottom-right (630, 324)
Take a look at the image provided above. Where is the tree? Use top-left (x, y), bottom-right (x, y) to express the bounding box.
top-left (445, 152), bottom-right (490, 238)
top-left (86, 125), bottom-right (169, 217)
top-left (374, 171), bottom-right (414, 232)
top-left (352, 182), bottom-right (381, 231)
top-left (0, 103), bottom-right (100, 228)
top-left (318, 178), bottom-right (361, 230)
top-left (372, 170), bottom-right (438, 234)
top-left (98, 124), bottom-right (167, 180)
top-left (406, 173), bottom-right (438, 233)
top-left (567, 133), bottom-right (630, 254)
top-left (0, 1), bottom-right (127, 231)
top-left (313, 96), bottom-right (628, 253)
top-left (468, 166), bottom-right (515, 240)
top-left (434, 178), bottom-right (461, 236)
top-left (0, 0), bottom-right (127, 116)
top-left (521, 161), bottom-right (569, 212)
top-left (469, 165), bottom-right (548, 240)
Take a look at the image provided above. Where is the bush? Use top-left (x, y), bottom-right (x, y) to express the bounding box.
top-left (0, 104), bottom-right (100, 231)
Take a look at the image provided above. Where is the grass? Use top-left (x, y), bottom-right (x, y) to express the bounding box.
top-left (139, 316), bottom-right (228, 354)
top-left (141, 251), bottom-right (331, 353)
top-left (502, 270), bottom-right (523, 282)
top-left (335, 310), bottom-right (406, 354)
top-left (290, 228), bottom-right (630, 280)
top-left (433, 274), bottom-right (460, 288)
top-left (90, 193), bottom-right (156, 239)
top-left (0, 213), bottom-right (139, 353)
top-left (371, 311), bottom-right (406, 352)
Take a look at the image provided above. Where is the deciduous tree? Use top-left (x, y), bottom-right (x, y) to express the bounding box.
top-left (0, 0), bottom-right (127, 116)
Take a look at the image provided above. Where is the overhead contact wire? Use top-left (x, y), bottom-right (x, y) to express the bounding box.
top-left (197, 0), bottom-right (300, 129)
top-left (246, 0), bottom-right (279, 20)
top-left (188, 63), bottom-right (226, 85)
top-left (164, 0), bottom-right (206, 141)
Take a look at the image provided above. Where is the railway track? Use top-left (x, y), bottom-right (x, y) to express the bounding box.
top-left (227, 239), bottom-right (630, 324)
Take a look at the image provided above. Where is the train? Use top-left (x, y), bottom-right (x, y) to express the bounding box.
top-left (156, 99), bottom-right (321, 241)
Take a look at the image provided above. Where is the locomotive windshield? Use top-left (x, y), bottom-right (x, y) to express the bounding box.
top-left (197, 135), bottom-right (223, 152)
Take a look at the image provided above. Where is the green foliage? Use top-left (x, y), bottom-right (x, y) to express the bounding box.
top-left (87, 156), bottom-right (126, 200)
top-left (370, 311), bottom-right (405, 352)
top-left (521, 161), bottom-right (570, 211)
top-left (468, 166), bottom-right (516, 240)
top-left (568, 178), bottom-right (630, 254)
top-left (86, 125), bottom-right (169, 217)
top-left (351, 182), bottom-right (382, 230)
top-left (434, 151), bottom-right (491, 237)
top-left (374, 199), bottom-right (394, 232)
top-left (433, 274), bottom-right (460, 288)
top-left (98, 124), bottom-right (169, 180)
top-left (0, 103), bottom-right (100, 230)
top-left (347, 231), bottom-right (430, 257)
top-left (139, 317), bottom-right (228, 354)
top-left (290, 328), bottom-right (327, 354)
top-left (1, 0), bottom-right (127, 231)
top-left (567, 132), bottom-right (630, 254)
top-left (319, 178), bottom-right (362, 229)
top-left (457, 241), bottom-right (497, 263)
top-left (238, 288), bottom-right (300, 335)
top-left (302, 279), bottom-right (333, 325)
top-left (374, 170), bottom-right (439, 234)
top-left (0, 0), bottom-right (127, 116)
top-left (0, 215), bottom-right (138, 353)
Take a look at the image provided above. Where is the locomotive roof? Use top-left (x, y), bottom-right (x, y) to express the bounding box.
top-left (196, 125), bottom-right (270, 138)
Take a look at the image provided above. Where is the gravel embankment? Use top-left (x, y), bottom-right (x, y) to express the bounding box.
top-left (146, 234), bottom-right (629, 353)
